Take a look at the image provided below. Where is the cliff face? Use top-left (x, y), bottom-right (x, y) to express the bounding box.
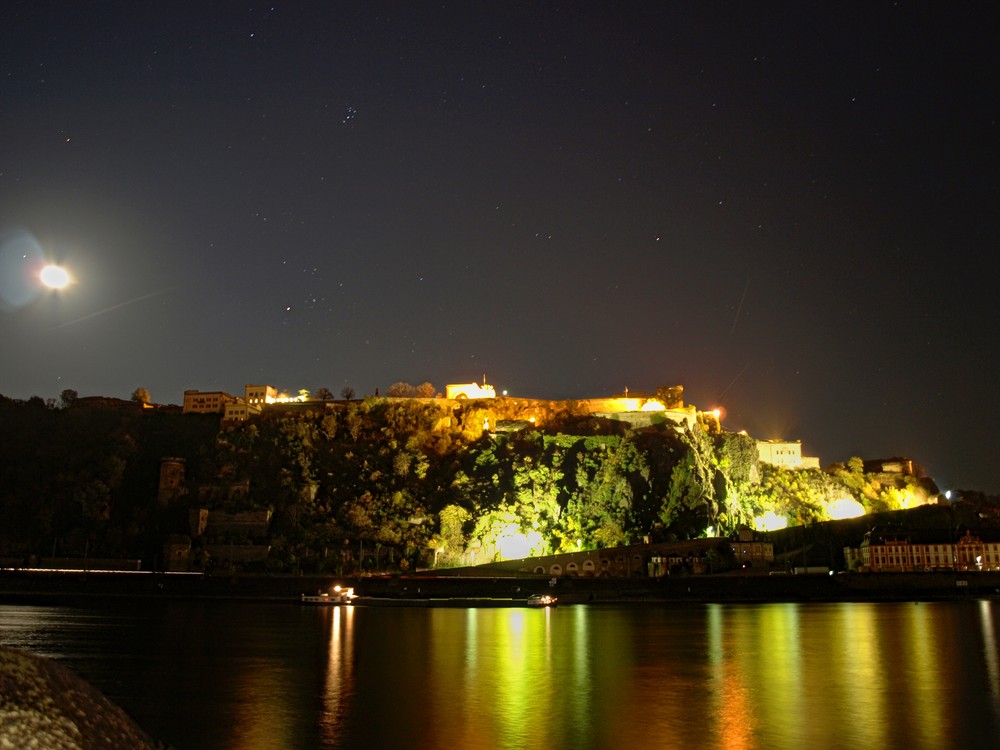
top-left (1, 395), bottom-right (750, 571)
top-left (0, 646), bottom-right (164, 750)
top-left (4, 395), bottom-right (973, 577)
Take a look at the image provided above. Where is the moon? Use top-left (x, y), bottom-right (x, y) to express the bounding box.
top-left (40, 264), bottom-right (71, 289)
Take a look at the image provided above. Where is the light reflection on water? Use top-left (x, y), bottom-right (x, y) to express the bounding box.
top-left (982, 600), bottom-right (1000, 713)
top-left (320, 604), bottom-right (355, 745)
top-left (2, 599), bottom-right (999, 749)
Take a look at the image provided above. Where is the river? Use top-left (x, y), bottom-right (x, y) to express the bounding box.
top-left (2, 599), bottom-right (999, 749)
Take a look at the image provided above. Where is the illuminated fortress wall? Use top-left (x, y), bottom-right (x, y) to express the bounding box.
top-left (200, 383), bottom-right (705, 435)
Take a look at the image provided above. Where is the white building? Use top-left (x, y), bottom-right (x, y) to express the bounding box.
top-left (446, 380), bottom-right (496, 399)
top-left (757, 439), bottom-right (820, 469)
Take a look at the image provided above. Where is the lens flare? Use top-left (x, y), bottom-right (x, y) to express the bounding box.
top-left (40, 264), bottom-right (71, 289)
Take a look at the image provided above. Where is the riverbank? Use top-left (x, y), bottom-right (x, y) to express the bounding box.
top-left (3, 568), bottom-right (1000, 605)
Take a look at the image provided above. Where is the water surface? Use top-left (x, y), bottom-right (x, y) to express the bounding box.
top-left (2, 599), bottom-right (998, 749)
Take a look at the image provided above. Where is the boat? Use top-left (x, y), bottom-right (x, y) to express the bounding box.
top-left (526, 593), bottom-right (557, 607)
top-left (300, 585), bottom-right (356, 605)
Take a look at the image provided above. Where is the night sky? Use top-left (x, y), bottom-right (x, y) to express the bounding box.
top-left (2, 2), bottom-right (998, 492)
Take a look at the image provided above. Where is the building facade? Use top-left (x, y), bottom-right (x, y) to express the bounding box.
top-left (446, 382), bottom-right (497, 399)
top-left (182, 390), bottom-right (238, 414)
top-left (730, 526), bottom-right (775, 569)
top-left (223, 401), bottom-right (261, 422)
top-left (757, 439), bottom-right (820, 469)
top-left (844, 530), bottom-right (1000, 572)
top-left (157, 457), bottom-right (186, 505)
top-left (245, 384), bottom-right (277, 405)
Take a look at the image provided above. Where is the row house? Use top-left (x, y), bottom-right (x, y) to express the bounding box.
top-left (845, 530), bottom-right (1000, 572)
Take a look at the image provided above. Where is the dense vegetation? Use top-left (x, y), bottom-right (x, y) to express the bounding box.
top-left (0, 393), bottom-right (961, 574)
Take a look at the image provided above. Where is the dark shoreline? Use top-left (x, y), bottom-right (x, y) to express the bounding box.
top-left (3, 569), bottom-right (1000, 605)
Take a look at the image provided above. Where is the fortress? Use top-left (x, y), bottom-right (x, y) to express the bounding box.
top-left (179, 380), bottom-right (819, 469)
top-left (181, 381), bottom-right (701, 432)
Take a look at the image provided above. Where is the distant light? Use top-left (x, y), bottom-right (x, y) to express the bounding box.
top-left (496, 526), bottom-right (544, 560)
top-left (40, 264), bottom-right (70, 289)
top-left (827, 497), bottom-right (865, 520)
top-left (753, 511), bottom-right (788, 531)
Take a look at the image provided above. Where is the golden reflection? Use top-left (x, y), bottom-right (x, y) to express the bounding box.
top-left (599, 608), bottom-right (704, 748)
top-left (901, 604), bottom-right (945, 747)
top-left (702, 602), bottom-right (965, 747)
top-left (229, 660), bottom-right (296, 747)
top-left (757, 603), bottom-right (801, 722)
top-left (835, 603), bottom-right (887, 746)
top-left (439, 607), bottom-right (565, 748)
top-left (6, 598), bottom-right (998, 748)
top-left (979, 601), bottom-right (1000, 713)
top-left (716, 656), bottom-right (755, 748)
top-left (315, 601), bottom-right (1000, 748)
top-left (320, 605), bottom-right (355, 745)
top-left (564, 605), bottom-right (595, 741)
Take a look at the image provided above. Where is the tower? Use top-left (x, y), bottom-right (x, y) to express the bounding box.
top-left (158, 457), bottom-right (186, 506)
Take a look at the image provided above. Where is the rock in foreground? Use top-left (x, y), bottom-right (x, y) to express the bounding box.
top-left (0, 646), bottom-right (163, 750)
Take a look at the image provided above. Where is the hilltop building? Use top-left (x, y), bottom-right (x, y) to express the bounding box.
top-left (245, 384), bottom-right (277, 405)
top-left (223, 401), bottom-right (260, 421)
top-left (863, 457), bottom-right (920, 476)
top-left (183, 384), bottom-right (305, 421)
top-left (446, 379), bottom-right (496, 399)
top-left (756, 439), bottom-right (820, 470)
top-left (182, 390), bottom-right (238, 414)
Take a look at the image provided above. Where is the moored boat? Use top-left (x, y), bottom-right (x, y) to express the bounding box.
top-left (526, 593), bottom-right (557, 607)
top-left (300, 585), bottom-right (356, 605)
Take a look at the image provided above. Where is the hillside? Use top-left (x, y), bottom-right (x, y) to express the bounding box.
top-left (0, 393), bottom-right (987, 574)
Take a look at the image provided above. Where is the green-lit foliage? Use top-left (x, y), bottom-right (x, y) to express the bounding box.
top-left (742, 464), bottom-right (838, 525)
top-left (1, 394), bottom-right (954, 573)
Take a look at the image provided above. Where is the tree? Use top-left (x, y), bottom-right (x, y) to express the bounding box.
top-left (131, 387), bottom-right (151, 405)
top-left (315, 387), bottom-right (334, 401)
top-left (60, 389), bottom-right (78, 408)
top-left (434, 504), bottom-right (471, 566)
top-left (387, 382), bottom-right (413, 397)
top-left (414, 382), bottom-right (436, 398)
top-left (340, 386), bottom-right (356, 401)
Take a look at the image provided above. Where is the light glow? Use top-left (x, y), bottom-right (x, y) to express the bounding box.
top-left (266, 392), bottom-right (308, 403)
top-left (496, 526), bottom-right (544, 560)
top-left (826, 497), bottom-right (865, 520)
top-left (40, 264), bottom-right (71, 289)
top-left (753, 511), bottom-right (788, 531)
